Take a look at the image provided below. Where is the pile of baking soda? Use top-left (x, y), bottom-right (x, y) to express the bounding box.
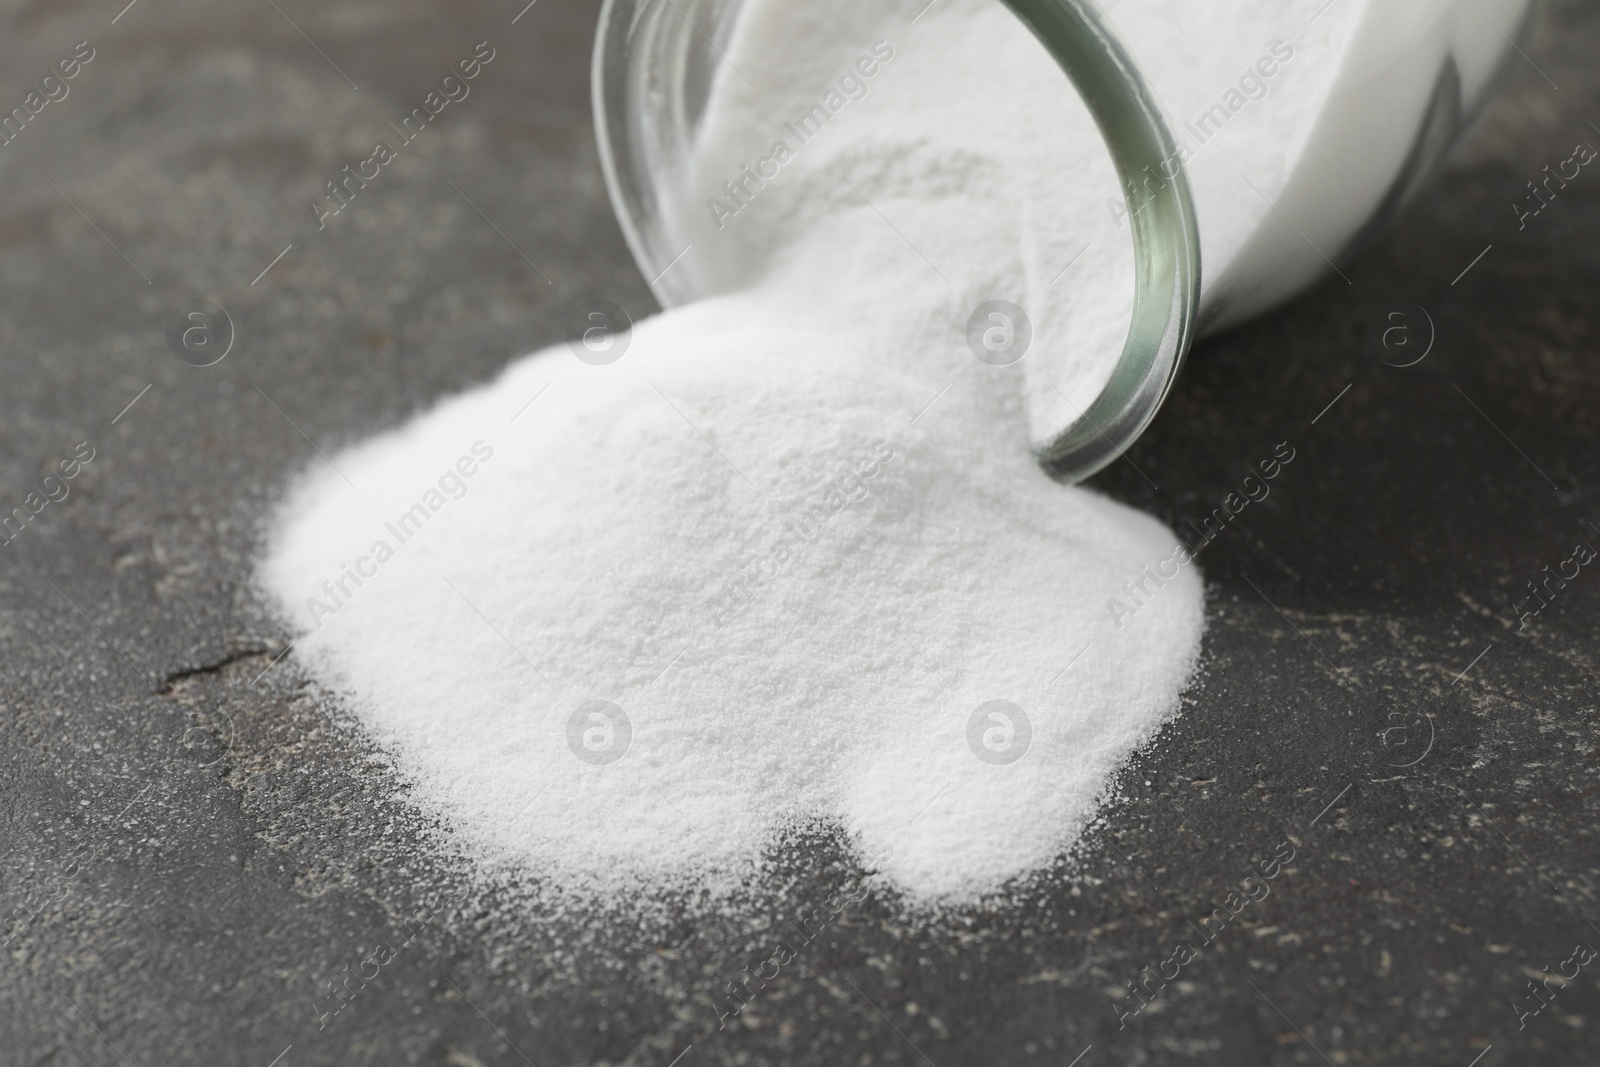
top-left (260, 0), bottom-right (1361, 906)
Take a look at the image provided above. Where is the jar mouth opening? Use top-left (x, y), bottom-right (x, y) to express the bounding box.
top-left (591, 0), bottom-right (1197, 483)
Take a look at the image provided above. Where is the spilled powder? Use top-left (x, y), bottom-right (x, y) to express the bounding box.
top-left (259, 0), bottom-right (1232, 907)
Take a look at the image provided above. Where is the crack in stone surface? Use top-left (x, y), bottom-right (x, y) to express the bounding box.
top-left (157, 645), bottom-right (284, 695)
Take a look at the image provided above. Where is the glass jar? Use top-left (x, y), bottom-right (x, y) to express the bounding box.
top-left (591, 0), bottom-right (1537, 481)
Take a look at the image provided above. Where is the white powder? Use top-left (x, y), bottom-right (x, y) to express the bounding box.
top-left (252, 0), bottom-right (1386, 908)
top-left (261, 310), bottom-right (1204, 904)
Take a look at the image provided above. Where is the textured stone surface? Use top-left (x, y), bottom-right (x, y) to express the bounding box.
top-left (0, 1), bottom-right (1597, 1065)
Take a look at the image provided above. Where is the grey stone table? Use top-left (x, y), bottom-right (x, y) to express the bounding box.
top-left (1, 0), bottom-right (1597, 1064)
